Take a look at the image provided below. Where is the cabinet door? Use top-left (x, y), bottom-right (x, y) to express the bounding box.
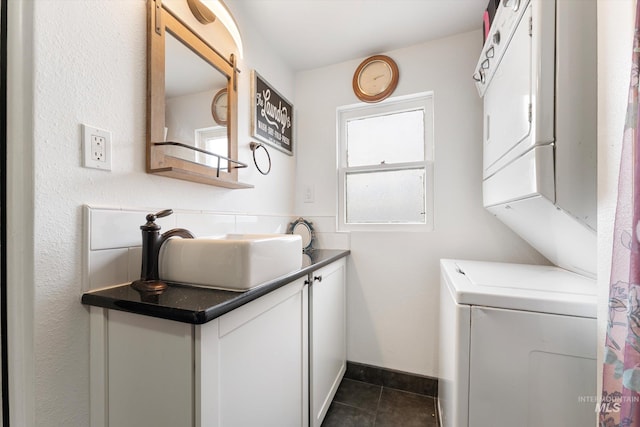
top-left (197, 278), bottom-right (309, 427)
top-left (310, 259), bottom-right (347, 427)
top-left (105, 310), bottom-right (194, 427)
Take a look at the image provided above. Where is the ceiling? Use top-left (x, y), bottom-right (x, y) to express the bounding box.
top-left (232, 0), bottom-right (486, 71)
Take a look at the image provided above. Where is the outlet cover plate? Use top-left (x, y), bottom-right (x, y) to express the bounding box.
top-left (82, 124), bottom-right (112, 171)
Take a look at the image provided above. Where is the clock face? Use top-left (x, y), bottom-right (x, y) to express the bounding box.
top-left (353, 55), bottom-right (399, 103)
top-left (358, 60), bottom-right (393, 96)
top-left (212, 89), bottom-right (228, 125)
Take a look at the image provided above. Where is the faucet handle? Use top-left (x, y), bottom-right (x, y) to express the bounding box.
top-left (146, 209), bottom-right (173, 223)
top-left (141, 209), bottom-right (174, 231)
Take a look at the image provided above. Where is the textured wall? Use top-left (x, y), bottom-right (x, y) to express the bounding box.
top-left (28, 1), bottom-right (295, 424)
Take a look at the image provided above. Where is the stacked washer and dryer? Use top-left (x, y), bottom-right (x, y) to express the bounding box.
top-left (438, 1), bottom-right (598, 426)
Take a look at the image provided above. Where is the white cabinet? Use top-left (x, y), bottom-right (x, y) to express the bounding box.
top-left (88, 256), bottom-right (349, 427)
top-left (309, 258), bottom-right (346, 427)
top-left (90, 278), bottom-right (308, 427)
top-left (198, 277), bottom-right (308, 427)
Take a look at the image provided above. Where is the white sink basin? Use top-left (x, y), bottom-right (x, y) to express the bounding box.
top-left (159, 233), bottom-right (303, 291)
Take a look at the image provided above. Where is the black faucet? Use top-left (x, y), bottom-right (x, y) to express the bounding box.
top-left (131, 209), bottom-right (194, 293)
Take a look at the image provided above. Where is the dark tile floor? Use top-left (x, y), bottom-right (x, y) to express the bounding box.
top-left (321, 378), bottom-right (439, 427)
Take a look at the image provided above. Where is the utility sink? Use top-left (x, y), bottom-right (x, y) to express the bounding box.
top-left (159, 233), bottom-right (303, 291)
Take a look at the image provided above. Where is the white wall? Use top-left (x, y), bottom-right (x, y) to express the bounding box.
top-left (294, 31), bottom-right (549, 377)
top-left (9, 1), bottom-right (296, 425)
top-left (596, 0), bottom-right (635, 409)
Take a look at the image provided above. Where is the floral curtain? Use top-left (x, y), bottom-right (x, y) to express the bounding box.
top-left (601, 4), bottom-right (640, 426)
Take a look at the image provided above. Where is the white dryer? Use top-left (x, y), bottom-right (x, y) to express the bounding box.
top-left (438, 259), bottom-right (596, 427)
top-left (473, 0), bottom-right (597, 277)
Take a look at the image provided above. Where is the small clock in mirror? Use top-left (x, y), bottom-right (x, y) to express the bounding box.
top-left (212, 88), bottom-right (228, 126)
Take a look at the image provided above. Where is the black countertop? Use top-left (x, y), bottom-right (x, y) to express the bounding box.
top-left (82, 249), bottom-right (350, 325)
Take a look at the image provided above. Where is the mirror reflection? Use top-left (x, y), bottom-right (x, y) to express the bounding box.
top-left (164, 31), bottom-right (229, 170)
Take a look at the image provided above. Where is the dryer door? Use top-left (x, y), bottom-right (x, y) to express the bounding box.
top-left (483, 4), bottom-right (533, 178)
top-left (468, 306), bottom-right (595, 427)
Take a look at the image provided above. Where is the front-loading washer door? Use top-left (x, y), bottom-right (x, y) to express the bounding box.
top-left (483, 4), bottom-right (533, 178)
top-left (468, 306), bottom-right (595, 427)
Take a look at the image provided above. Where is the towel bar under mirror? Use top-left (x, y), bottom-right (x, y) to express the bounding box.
top-left (147, 0), bottom-right (253, 189)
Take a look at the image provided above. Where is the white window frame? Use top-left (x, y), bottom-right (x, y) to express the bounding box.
top-left (337, 92), bottom-right (434, 232)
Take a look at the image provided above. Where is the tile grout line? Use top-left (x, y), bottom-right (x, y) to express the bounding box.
top-left (381, 385), bottom-right (437, 399)
top-left (329, 400), bottom-right (376, 414)
top-left (372, 385), bottom-right (384, 426)
top-left (341, 376), bottom-right (437, 399)
top-left (327, 377), bottom-right (439, 427)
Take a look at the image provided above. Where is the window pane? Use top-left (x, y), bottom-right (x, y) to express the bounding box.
top-left (346, 109), bottom-right (424, 167)
top-left (195, 127), bottom-right (228, 170)
top-left (345, 168), bottom-right (426, 224)
top-left (203, 136), bottom-right (228, 170)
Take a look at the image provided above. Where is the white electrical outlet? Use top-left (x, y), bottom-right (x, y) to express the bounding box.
top-left (82, 124), bottom-right (112, 171)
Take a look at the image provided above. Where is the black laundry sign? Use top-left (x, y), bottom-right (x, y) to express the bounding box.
top-left (252, 71), bottom-right (293, 155)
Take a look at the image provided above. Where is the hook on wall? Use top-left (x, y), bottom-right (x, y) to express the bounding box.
top-left (249, 142), bottom-right (272, 175)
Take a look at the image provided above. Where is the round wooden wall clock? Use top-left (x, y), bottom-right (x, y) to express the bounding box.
top-left (352, 55), bottom-right (399, 103)
top-left (211, 88), bottom-right (228, 126)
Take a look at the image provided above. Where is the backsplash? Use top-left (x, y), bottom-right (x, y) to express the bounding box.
top-left (83, 205), bottom-right (349, 291)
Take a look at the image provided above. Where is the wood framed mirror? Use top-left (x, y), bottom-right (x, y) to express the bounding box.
top-left (147, 0), bottom-right (251, 188)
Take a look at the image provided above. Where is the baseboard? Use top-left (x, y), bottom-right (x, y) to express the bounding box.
top-left (344, 361), bottom-right (438, 397)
